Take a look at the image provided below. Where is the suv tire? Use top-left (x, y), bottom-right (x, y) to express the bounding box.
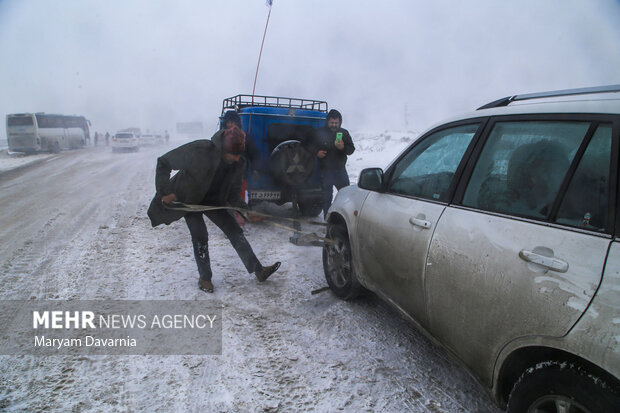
top-left (323, 224), bottom-right (363, 300)
top-left (269, 140), bottom-right (315, 187)
top-left (507, 361), bottom-right (620, 413)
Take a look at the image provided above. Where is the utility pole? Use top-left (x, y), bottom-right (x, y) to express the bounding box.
top-left (404, 103), bottom-right (409, 130)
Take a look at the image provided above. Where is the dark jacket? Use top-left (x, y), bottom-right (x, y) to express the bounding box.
top-left (307, 126), bottom-right (355, 171)
top-left (147, 132), bottom-right (247, 227)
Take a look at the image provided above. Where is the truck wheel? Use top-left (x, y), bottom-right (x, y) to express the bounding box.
top-left (298, 200), bottom-right (322, 217)
top-left (507, 361), bottom-right (620, 413)
top-left (51, 142), bottom-right (60, 153)
top-left (323, 224), bottom-right (363, 300)
top-left (269, 140), bottom-right (315, 187)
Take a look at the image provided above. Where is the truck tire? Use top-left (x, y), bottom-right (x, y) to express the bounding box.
top-left (269, 140), bottom-right (315, 187)
top-left (298, 200), bottom-right (322, 217)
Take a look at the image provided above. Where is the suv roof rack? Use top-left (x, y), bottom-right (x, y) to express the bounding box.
top-left (222, 94), bottom-right (328, 115)
top-left (477, 84), bottom-right (620, 110)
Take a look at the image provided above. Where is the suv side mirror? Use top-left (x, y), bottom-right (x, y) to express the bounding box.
top-left (358, 168), bottom-right (384, 191)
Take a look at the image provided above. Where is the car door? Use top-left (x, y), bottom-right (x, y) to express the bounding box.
top-left (356, 123), bottom-right (481, 326)
top-left (424, 117), bottom-right (617, 386)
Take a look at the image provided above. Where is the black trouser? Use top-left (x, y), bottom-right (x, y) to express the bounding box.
top-left (184, 210), bottom-right (261, 280)
top-left (320, 168), bottom-right (351, 218)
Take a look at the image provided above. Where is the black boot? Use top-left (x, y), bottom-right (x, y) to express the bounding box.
top-left (192, 241), bottom-right (213, 290)
top-left (198, 278), bottom-right (214, 293)
top-left (255, 262), bottom-right (281, 282)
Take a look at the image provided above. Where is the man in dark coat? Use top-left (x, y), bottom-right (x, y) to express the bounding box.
top-left (307, 109), bottom-right (355, 218)
top-left (147, 125), bottom-right (280, 293)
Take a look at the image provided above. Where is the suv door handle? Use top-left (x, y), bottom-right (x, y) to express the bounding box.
top-left (409, 217), bottom-right (431, 229)
top-left (519, 249), bottom-right (569, 273)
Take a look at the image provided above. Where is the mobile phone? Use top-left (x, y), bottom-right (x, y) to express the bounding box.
top-left (336, 132), bottom-right (343, 143)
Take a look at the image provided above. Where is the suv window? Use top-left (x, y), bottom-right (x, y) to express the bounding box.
top-left (556, 124), bottom-right (612, 231)
top-left (462, 121), bottom-right (590, 219)
top-left (388, 124), bottom-right (478, 201)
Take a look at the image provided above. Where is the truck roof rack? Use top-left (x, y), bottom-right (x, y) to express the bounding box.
top-left (222, 94), bottom-right (328, 114)
top-left (477, 84), bottom-right (620, 110)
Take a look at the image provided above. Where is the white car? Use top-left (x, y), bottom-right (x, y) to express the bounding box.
top-left (111, 132), bottom-right (139, 152)
top-left (324, 84), bottom-right (620, 413)
top-left (139, 134), bottom-right (156, 146)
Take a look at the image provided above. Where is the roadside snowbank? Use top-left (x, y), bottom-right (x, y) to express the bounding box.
top-left (0, 150), bottom-right (56, 175)
top-left (347, 129), bottom-right (419, 182)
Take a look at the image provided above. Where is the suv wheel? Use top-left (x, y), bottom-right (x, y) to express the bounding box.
top-left (269, 140), bottom-right (315, 187)
top-left (323, 224), bottom-right (363, 299)
top-left (507, 361), bottom-right (620, 413)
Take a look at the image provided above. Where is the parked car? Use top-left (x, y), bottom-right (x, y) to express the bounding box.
top-left (324, 85), bottom-right (620, 412)
top-left (220, 94), bottom-right (328, 216)
top-left (111, 132), bottom-right (139, 152)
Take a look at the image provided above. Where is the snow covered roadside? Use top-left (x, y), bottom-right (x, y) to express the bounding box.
top-left (347, 130), bottom-right (420, 182)
top-left (0, 133), bottom-right (501, 412)
top-left (0, 149), bottom-right (57, 175)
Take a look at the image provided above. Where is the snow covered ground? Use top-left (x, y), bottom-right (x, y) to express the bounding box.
top-left (0, 133), bottom-right (501, 412)
top-left (0, 150), bottom-right (57, 175)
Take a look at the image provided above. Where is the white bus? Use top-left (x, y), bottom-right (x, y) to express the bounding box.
top-left (6, 113), bottom-right (90, 153)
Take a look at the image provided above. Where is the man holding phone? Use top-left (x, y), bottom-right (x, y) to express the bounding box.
top-left (307, 109), bottom-right (355, 218)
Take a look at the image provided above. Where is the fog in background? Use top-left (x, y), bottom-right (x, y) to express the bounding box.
top-left (1, 0), bottom-right (619, 136)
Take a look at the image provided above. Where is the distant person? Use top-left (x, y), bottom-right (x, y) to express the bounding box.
top-left (164, 130), bottom-right (170, 144)
top-left (147, 125), bottom-right (281, 293)
top-left (105, 132), bottom-right (110, 146)
top-left (94, 132), bottom-right (99, 146)
top-left (307, 109), bottom-right (355, 218)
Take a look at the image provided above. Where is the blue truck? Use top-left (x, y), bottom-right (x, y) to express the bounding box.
top-left (220, 95), bottom-right (328, 217)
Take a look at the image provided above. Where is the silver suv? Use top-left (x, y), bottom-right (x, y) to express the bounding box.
top-left (324, 85), bottom-right (620, 412)
top-left (111, 131), bottom-right (139, 153)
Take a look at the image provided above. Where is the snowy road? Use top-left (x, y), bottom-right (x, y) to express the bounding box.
top-left (0, 140), bottom-right (501, 412)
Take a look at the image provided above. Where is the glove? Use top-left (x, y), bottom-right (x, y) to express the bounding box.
top-left (247, 213), bottom-right (264, 223)
top-left (161, 193), bottom-right (177, 204)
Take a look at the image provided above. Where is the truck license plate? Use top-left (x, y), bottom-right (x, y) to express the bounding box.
top-left (249, 190), bottom-right (281, 201)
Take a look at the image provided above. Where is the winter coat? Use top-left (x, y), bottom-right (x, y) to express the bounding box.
top-left (147, 131), bottom-right (247, 227)
top-left (307, 126), bottom-right (355, 171)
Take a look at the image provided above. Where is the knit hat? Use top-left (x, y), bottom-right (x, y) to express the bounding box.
top-left (222, 125), bottom-right (246, 154)
top-left (326, 109), bottom-right (342, 123)
top-left (222, 110), bottom-right (242, 128)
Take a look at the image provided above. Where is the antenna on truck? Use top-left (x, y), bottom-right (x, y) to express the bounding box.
top-left (248, 1), bottom-right (274, 134)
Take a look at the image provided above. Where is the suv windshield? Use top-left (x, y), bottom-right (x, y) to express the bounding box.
top-left (115, 133), bottom-right (133, 139)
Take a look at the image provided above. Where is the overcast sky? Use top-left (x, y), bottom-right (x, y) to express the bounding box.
top-left (1, 0), bottom-right (619, 136)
